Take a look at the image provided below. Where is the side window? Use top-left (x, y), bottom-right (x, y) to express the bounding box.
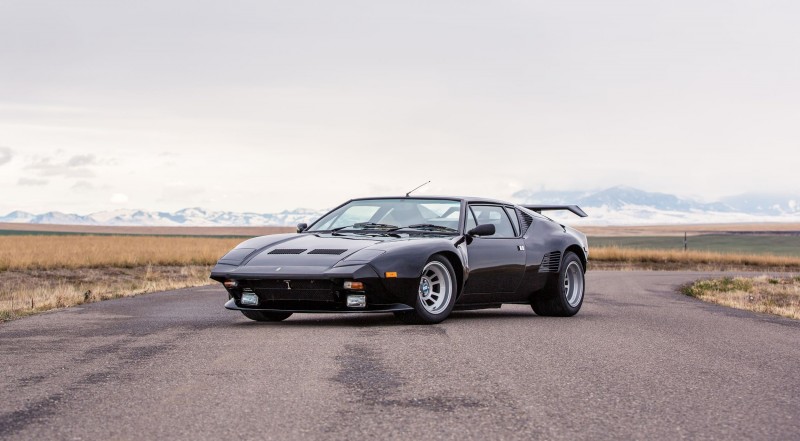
top-left (470, 205), bottom-right (516, 238)
top-left (504, 207), bottom-right (520, 236)
top-left (465, 207), bottom-right (478, 231)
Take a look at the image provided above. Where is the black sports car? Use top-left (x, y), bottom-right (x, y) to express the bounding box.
top-left (210, 196), bottom-right (588, 324)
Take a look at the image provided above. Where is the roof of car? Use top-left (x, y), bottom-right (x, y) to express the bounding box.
top-left (349, 195), bottom-right (516, 205)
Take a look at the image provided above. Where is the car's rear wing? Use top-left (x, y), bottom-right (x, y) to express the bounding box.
top-left (522, 205), bottom-right (588, 218)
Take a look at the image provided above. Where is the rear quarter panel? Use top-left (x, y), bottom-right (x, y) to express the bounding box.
top-left (519, 218), bottom-right (586, 297)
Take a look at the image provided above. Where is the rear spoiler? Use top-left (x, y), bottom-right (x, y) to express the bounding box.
top-left (522, 205), bottom-right (588, 218)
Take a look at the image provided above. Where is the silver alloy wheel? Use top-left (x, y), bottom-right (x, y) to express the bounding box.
top-left (418, 261), bottom-right (453, 315)
top-left (563, 260), bottom-right (584, 307)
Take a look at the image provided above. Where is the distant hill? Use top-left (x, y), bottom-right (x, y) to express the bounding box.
top-left (513, 186), bottom-right (799, 225)
top-left (0, 207), bottom-right (328, 227)
top-left (2, 187), bottom-right (798, 226)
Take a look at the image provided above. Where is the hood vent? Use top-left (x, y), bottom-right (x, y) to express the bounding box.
top-left (268, 248), bottom-right (306, 255)
top-left (539, 251), bottom-right (561, 273)
top-left (308, 249), bottom-right (347, 255)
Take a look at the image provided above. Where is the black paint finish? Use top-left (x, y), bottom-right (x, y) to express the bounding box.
top-left (210, 196), bottom-right (588, 315)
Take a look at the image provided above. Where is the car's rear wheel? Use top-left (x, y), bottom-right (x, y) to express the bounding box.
top-left (395, 254), bottom-right (456, 324)
top-left (531, 251), bottom-right (584, 317)
top-left (240, 310), bottom-right (293, 322)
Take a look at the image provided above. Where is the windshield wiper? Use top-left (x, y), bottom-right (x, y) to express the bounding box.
top-left (330, 222), bottom-right (399, 232)
top-left (393, 224), bottom-right (457, 232)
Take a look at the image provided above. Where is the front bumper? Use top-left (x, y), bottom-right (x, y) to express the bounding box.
top-left (213, 262), bottom-right (417, 312)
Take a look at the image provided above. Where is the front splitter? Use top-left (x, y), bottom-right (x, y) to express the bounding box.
top-left (224, 298), bottom-right (413, 313)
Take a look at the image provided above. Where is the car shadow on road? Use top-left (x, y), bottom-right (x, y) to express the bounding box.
top-left (224, 308), bottom-right (539, 328)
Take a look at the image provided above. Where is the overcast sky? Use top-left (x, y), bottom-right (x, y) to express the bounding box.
top-left (1, 0), bottom-right (798, 214)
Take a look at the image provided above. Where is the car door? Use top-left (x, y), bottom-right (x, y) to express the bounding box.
top-left (461, 204), bottom-right (526, 302)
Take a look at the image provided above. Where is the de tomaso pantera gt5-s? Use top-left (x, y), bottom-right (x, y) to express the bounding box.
top-left (211, 196), bottom-right (588, 324)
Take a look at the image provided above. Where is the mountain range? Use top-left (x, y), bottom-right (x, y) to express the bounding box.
top-left (1, 186), bottom-right (798, 226)
top-left (0, 207), bottom-right (329, 227)
top-left (512, 186), bottom-right (799, 225)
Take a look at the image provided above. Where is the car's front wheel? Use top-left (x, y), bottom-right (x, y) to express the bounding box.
top-left (531, 251), bottom-right (584, 317)
top-left (240, 310), bottom-right (293, 322)
top-left (395, 254), bottom-right (457, 325)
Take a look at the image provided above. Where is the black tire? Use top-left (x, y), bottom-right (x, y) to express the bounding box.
top-left (240, 310), bottom-right (293, 322)
top-left (531, 251), bottom-right (584, 317)
top-left (395, 254), bottom-right (457, 325)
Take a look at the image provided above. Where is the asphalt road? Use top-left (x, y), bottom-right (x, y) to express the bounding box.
top-left (1, 271), bottom-right (798, 440)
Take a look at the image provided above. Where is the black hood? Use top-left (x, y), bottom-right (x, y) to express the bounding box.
top-left (245, 234), bottom-right (387, 267)
top-left (216, 232), bottom-right (459, 278)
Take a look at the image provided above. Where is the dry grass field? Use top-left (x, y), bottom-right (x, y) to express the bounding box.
top-left (590, 246), bottom-right (800, 271)
top-left (2, 227), bottom-right (800, 321)
top-left (682, 276), bottom-right (800, 320)
top-left (0, 236), bottom-right (243, 271)
top-left (579, 223), bottom-right (800, 237)
top-left (0, 235), bottom-right (248, 321)
top-left (0, 265), bottom-right (212, 321)
top-left (0, 222), bottom-right (293, 236)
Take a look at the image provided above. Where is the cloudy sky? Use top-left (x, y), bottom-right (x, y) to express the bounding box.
top-left (1, 0), bottom-right (798, 215)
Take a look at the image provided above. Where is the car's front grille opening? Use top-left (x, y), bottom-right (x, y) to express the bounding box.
top-left (244, 279), bottom-right (337, 302)
top-left (308, 249), bottom-right (347, 255)
top-left (268, 248), bottom-right (306, 255)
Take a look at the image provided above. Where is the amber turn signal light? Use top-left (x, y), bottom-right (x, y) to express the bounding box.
top-left (343, 281), bottom-right (364, 290)
top-left (385, 272), bottom-right (398, 278)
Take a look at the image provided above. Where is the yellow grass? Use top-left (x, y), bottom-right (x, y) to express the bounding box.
top-left (0, 265), bottom-right (214, 321)
top-left (2, 235), bottom-right (799, 321)
top-left (0, 222), bottom-right (293, 236)
top-left (0, 235), bottom-right (244, 271)
top-left (682, 276), bottom-right (800, 320)
top-left (591, 246), bottom-right (800, 270)
top-left (0, 235), bottom-right (248, 320)
top-left (578, 223), bottom-right (800, 237)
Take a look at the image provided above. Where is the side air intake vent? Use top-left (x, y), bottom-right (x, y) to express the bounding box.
top-left (517, 210), bottom-right (534, 234)
top-left (539, 251), bottom-right (562, 273)
top-left (268, 248), bottom-right (306, 255)
top-left (308, 249), bottom-right (347, 255)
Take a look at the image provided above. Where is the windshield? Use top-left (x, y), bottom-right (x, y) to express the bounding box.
top-left (308, 198), bottom-right (462, 233)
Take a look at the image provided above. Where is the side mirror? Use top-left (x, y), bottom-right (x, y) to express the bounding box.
top-left (297, 223), bottom-right (308, 233)
top-left (467, 223), bottom-right (495, 237)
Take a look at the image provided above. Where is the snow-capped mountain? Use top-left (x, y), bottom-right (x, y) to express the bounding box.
top-left (0, 207), bottom-right (329, 227)
top-left (0, 210), bottom-right (36, 223)
top-left (512, 186), bottom-right (799, 225)
top-left (2, 187), bottom-right (798, 226)
top-left (720, 193), bottom-right (800, 216)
